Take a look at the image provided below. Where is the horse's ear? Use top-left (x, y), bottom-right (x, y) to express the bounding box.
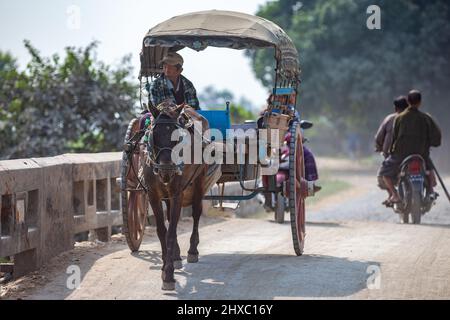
top-left (148, 102), bottom-right (160, 119)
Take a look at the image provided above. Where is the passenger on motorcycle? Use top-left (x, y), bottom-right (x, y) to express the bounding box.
top-left (375, 96), bottom-right (409, 204)
top-left (375, 96), bottom-right (409, 159)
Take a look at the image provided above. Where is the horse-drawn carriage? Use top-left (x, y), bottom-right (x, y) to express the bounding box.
top-left (120, 10), bottom-right (315, 289)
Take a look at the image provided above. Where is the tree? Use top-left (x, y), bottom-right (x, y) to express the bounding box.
top-left (0, 41), bottom-right (138, 159)
top-left (0, 51), bottom-right (29, 158)
top-left (250, 0), bottom-right (450, 155)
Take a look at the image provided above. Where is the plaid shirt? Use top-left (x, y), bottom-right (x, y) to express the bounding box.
top-left (149, 74), bottom-right (200, 110)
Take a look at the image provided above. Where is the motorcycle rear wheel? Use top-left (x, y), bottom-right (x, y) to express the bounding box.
top-left (411, 192), bottom-right (422, 224)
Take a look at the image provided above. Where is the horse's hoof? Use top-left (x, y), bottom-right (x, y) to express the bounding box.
top-left (162, 281), bottom-right (176, 291)
top-left (173, 260), bottom-right (183, 270)
top-left (187, 254), bottom-right (199, 263)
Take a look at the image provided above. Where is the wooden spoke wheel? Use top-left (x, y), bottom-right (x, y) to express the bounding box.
top-left (121, 118), bottom-right (149, 252)
top-left (288, 121), bottom-right (306, 256)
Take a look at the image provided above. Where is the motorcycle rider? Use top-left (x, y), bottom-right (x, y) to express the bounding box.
top-left (379, 90), bottom-right (442, 204)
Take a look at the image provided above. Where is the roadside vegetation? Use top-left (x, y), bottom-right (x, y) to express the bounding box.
top-left (0, 42), bottom-right (137, 159)
top-left (250, 0), bottom-right (450, 159)
top-left (306, 174), bottom-right (352, 206)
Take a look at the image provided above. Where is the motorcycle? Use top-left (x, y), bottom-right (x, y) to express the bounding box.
top-left (390, 154), bottom-right (438, 224)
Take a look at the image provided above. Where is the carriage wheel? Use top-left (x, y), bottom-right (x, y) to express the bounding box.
top-left (289, 121), bottom-right (306, 256)
top-left (121, 118), bottom-right (148, 252)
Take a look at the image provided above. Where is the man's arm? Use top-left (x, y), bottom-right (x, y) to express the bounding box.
top-left (186, 88), bottom-right (200, 110)
top-left (390, 115), bottom-right (400, 154)
top-left (148, 81), bottom-right (159, 108)
top-left (374, 117), bottom-right (388, 152)
top-left (149, 77), bottom-right (168, 108)
top-left (182, 76), bottom-right (200, 110)
top-left (426, 114), bottom-right (442, 147)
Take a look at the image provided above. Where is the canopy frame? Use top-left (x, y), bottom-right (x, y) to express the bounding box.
top-left (139, 10), bottom-right (300, 82)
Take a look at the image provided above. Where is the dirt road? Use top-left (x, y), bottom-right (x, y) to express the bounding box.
top-left (2, 166), bottom-right (450, 299)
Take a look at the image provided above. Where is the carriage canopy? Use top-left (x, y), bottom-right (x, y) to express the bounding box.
top-left (140, 10), bottom-right (300, 80)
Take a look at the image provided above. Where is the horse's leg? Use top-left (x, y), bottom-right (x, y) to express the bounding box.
top-left (188, 175), bottom-right (204, 263)
top-left (165, 200), bottom-right (182, 269)
top-left (165, 199), bottom-right (170, 222)
top-left (149, 198), bottom-right (167, 270)
top-left (162, 195), bottom-right (182, 290)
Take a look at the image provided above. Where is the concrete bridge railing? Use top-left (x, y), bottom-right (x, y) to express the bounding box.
top-left (0, 152), bottom-right (260, 278)
top-left (0, 153), bottom-right (122, 278)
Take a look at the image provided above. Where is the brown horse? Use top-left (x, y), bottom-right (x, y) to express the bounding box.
top-left (143, 101), bottom-right (212, 290)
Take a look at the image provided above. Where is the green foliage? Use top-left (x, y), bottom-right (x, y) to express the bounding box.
top-left (0, 41), bottom-right (138, 159)
top-left (0, 51), bottom-right (28, 157)
top-left (229, 103), bottom-right (256, 124)
top-left (305, 178), bottom-right (352, 206)
top-left (252, 0), bottom-right (450, 154)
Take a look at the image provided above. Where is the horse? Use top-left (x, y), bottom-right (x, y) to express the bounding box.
top-left (143, 100), bottom-right (214, 290)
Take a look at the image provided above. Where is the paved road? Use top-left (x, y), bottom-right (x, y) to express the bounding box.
top-left (2, 173), bottom-right (450, 299)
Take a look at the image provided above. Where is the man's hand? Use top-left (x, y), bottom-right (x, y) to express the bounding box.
top-left (179, 102), bottom-right (193, 109)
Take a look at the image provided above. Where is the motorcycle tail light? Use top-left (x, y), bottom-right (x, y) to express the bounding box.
top-left (408, 160), bottom-right (421, 175)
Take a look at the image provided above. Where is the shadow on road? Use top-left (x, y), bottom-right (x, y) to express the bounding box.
top-left (306, 221), bottom-right (346, 228)
top-left (416, 222), bottom-right (450, 229)
top-left (146, 253), bottom-right (379, 299)
top-left (131, 250), bottom-right (164, 270)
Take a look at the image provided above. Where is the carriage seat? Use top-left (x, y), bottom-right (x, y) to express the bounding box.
top-left (197, 107), bottom-right (259, 140)
top-left (197, 105), bottom-right (231, 139)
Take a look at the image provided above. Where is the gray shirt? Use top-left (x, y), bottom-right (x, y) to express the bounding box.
top-left (375, 113), bottom-right (396, 157)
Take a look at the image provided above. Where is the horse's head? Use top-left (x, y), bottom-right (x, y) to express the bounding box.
top-left (147, 100), bottom-right (192, 184)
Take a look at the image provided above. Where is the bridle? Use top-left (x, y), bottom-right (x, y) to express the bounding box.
top-left (146, 110), bottom-right (192, 175)
top-left (143, 106), bottom-right (213, 198)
